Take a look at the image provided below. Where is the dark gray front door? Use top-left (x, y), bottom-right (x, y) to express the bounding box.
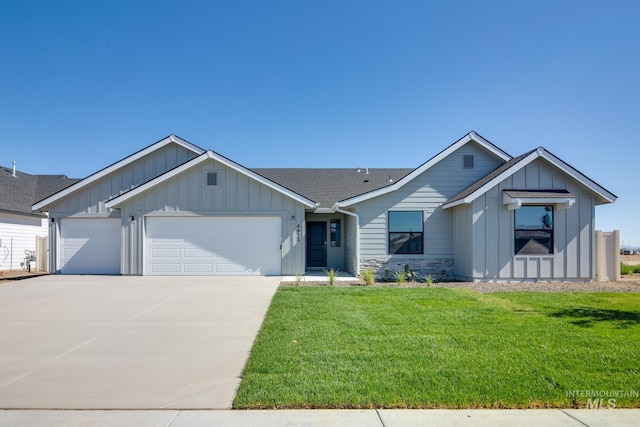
top-left (306, 222), bottom-right (327, 268)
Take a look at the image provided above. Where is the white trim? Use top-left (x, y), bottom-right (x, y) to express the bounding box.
top-left (502, 192), bottom-right (576, 211)
top-left (314, 207), bottom-right (335, 214)
top-left (442, 148), bottom-right (617, 209)
top-left (337, 208), bottom-right (360, 275)
top-left (105, 151), bottom-right (317, 209)
top-left (339, 132), bottom-right (511, 207)
top-left (33, 135), bottom-right (205, 211)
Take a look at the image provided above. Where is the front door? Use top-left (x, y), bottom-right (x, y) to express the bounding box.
top-left (306, 222), bottom-right (327, 268)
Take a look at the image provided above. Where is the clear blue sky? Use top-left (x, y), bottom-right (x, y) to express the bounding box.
top-left (2, 1), bottom-right (638, 246)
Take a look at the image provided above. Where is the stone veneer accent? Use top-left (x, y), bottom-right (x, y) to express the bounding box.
top-left (360, 257), bottom-right (455, 282)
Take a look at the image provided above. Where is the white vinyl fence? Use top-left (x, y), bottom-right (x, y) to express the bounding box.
top-left (595, 230), bottom-right (620, 282)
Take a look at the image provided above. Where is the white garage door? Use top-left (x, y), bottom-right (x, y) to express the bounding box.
top-left (145, 216), bottom-right (282, 275)
top-left (60, 218), bottom-right (121, 274)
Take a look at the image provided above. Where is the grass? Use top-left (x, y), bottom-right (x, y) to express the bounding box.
top-left (234, 287), bottom-right (640, 409)
top-left (621, 262), bottom-right (640, 275)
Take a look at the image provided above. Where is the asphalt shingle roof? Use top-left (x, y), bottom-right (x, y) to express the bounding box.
top-left (0, 165), bottom-right (80, 217)
top-left (253, 168), bottom-right (413, 207)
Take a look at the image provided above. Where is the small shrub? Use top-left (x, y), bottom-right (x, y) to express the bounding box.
top-left (361, 269), bottom-right (375, 286)
top-left (383, 267), bottom-right (395, 282)
top-left (295, 273), bottom-right (303, 286)
top-left (403, 264), bottom-right (419, 282)
top-left (395, 270), bottom-right (406, 286)
top-left (425, 275), bottom-right (433, 286)
top-left (325, 268), bottom-right (339, 285)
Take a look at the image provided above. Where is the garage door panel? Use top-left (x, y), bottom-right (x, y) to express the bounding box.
top-left (215, 264), bottom-right (244, 273)
top-left (151, 248), bottom-right (181, 257)
top-left (146, 216), bottom-right (281, 275)
top-left (150, 238), bottom-right (182, 244)
top-left (184, 264), bottom-right (213, 273)
top-left (151, 263), bottom-right (181, 273)
top-left (183, 248), bottom-right (213, 258)
top-left (60, 218), bottom-right (121, 275)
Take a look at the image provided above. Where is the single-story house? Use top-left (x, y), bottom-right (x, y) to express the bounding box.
top-left (0, 163), bottom-right (78, 271)
top-left (32, 132), bottom-right (616, 281)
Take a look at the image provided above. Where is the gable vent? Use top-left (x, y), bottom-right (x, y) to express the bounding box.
top-left (463, 155), bottom-right (474, 169)
top-left (207, 172), bottom-right (217, 186)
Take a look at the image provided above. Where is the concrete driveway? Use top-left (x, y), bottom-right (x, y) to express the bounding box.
top-left (0, 275), bottom-right (280, 409)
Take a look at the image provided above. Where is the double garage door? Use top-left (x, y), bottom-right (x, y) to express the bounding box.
top-left (59, 216), bottom-right (282, 276)
top-left (145, 216), bottom-right (282, 275)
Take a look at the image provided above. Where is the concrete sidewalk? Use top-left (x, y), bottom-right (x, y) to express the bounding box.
top-left (0, 409), bottom-right (637, 426)
top-left (281, 270), bottom-right (360, 284)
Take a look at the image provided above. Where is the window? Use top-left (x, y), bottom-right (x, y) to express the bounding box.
top-left (388, 211), bottom-right (423, 254)
top-left (515, 205), bottom-right (554, 254)
top-left (207, 172), bottom-right (217, 186)
top-left (330, 219), bottom-right (341, 247)
top-left (463, 155), bottom-right (474, 169)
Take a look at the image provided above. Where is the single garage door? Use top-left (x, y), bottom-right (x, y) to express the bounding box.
top-left (60, 218), bottom-right (121, 274)
top-left (145, 216), bottom-right (282, 275)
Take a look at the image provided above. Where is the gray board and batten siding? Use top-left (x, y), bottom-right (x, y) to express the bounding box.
top-left (354, 141), bottom-right (505, 278)
top-left (117, 159), bottom-right (307, 275)
top-left (452, 157), bottom-right (597, 281)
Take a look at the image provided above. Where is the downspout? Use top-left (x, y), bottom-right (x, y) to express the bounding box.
top-left (336, 208), bottom-right (360, 276)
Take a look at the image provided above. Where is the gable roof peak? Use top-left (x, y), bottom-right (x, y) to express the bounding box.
top-left (337, 131), bottom-right (512, 207)
top-left (32, 134), bottom-right (206, 211)
top-left (105, 148), bottom-right (317, 209)
top-left (443, 146), bottom-right (617, 209)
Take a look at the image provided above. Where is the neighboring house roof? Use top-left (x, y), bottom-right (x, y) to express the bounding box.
top-left (254, 168), bottom-right (413, 208)
top-left (0, 165), bottom-right (79, 218)
top-left (105, 150), bottom-right (318, 209)
top-left (337, 131), bottom-right (512, 207)
top-left (442, 147), bottom-right (617, 209)
top-left (32, 135), bottom-right (205, 211)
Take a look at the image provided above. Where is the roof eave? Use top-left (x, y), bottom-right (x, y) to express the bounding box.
top-left (0, 208), bottom-right (47, 219)
top-left (441, 199), bottom-right (468, 210)
top-left (537, 150), bottom-right (617, 204)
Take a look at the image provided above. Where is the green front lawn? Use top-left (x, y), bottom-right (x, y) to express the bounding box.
top-left (234, 287), bottom-right (640, 409)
